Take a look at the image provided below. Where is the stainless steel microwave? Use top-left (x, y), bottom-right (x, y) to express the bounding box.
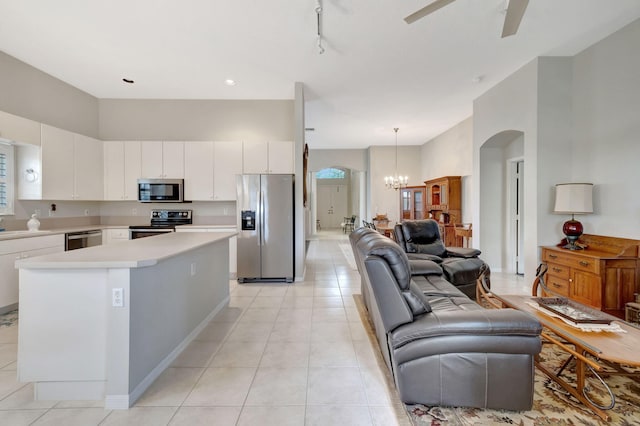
top-left (137, 178), bottom-right (184, 203)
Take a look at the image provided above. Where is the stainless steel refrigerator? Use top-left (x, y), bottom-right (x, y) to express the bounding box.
top-left (236, 174), bottom-right (294, 283)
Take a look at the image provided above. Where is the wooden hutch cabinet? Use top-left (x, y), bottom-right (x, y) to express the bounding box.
top-left (541, 234), bottom-right (640, 319)
top-left (424, 176), bottom-right (462, 247)
top-left (400, 186), bottom-right (426, 220)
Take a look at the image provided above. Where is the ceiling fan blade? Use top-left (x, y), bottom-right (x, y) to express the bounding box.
top-left (501, 0), bottom-right (529, 38)
top-left (404, 0), bottom-right (456, 24)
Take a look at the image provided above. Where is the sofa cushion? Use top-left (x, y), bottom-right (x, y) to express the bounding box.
top-left (401, 221), bottom-right (447, 257)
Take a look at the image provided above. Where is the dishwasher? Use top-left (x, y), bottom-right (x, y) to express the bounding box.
top-left (65, 230), bottom-right (103, 251)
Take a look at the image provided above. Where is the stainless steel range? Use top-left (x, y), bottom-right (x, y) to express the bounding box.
top-left (129, 209), bottom-right (192, 239)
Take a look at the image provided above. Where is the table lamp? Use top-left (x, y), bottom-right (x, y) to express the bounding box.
top-left (553, 183), bottom-right (593, 250)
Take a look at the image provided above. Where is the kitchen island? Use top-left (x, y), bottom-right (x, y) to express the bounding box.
top-left (16, 231), bottom-right (235, 409)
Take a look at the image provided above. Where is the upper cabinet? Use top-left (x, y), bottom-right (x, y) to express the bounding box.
top-left (104, 141), bottom-right (141, 201)
top-left (184, 141), bottom-right (243, 201)
top-left (243, 141), bottom-right (294, 174)
top-left (184, 142), bottom-right (214, 201)
top-left (141, 141), bottom-right (184, 178)
top-left (424, 176), bottom-right (461, 224)
top-left (213, 141), bottom-right (243, 200)
top-left (0, 110), bottom-right (40, 146)
top-left (40, 124), bottom-right (103, 200)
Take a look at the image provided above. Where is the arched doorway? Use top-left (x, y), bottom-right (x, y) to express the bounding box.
top-left (311, 167), bottom-right (366, 235)
top-left (479, 130), bottom-right (524, 274)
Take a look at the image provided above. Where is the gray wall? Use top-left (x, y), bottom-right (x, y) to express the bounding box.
top-left (0, 51), bottom-right (99, 138)
top-left (99, 99), bottom-right (294, 141)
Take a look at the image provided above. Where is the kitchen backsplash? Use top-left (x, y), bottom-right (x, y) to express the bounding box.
top-left (4, 199), bottom-right (237, 230)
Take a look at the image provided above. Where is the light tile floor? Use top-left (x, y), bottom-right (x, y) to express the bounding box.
top-left (0, 230), bottom-right (526, 425)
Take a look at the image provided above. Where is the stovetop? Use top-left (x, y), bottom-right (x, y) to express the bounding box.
top-left (130, 209), bottom-right (193, 229)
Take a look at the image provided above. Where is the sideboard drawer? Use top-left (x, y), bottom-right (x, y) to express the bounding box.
top-left (543, 250), bottom-right (598, 274)
top-left (546, 263), bottom-right (570, 280)
top-left (544, 275), bottom-right (569, 297)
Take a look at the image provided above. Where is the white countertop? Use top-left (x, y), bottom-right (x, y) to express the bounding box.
top-left (16, 231), bottom-right (236, 269)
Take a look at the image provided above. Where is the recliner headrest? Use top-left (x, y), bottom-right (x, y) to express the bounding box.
top-left (358, 235), bottom-right (412, 290)
top-left (400, 220), bottom-right (446, 257)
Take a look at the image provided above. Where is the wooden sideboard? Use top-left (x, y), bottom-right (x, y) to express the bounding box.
top-left (541, 234), bottom-right (640, 319)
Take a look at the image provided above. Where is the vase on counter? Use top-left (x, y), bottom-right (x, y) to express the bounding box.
top-left (27, 214), bottom-right (40, 231)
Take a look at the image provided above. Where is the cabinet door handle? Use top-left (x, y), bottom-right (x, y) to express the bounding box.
top-left (579, 260), bottom-right (589, 267)
top-left (548, 254), bottom-right (558, 259)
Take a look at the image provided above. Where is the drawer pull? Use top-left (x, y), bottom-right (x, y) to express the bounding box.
top-left (552, 267), bottom-right (562, 273)
top-left (579, 260), bottom-right (590, 267)
top-left (552, 283), bottom-right (562, 288)
top-left (548, 254), bottom-right (558, 259)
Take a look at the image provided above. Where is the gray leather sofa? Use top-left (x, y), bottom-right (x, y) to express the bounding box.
top-left (350, 228), bottom-right (542, 411)
top-left (394, 220), bottom-right (491, 299)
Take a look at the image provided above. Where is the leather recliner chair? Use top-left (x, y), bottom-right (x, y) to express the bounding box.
top-left (394, 219), bottom-right (490, 299)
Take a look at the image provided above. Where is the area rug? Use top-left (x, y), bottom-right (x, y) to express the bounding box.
top-left (352, 294), bottom-right (640, 426)
top-left (0, 309), bottom-right (18, 328)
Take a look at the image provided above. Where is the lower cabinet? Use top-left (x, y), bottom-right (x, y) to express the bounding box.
top-left (542, 242), bottom-right (639, 319)
top-left (0, 234), bottom-right (64, 313)
top-left (102, 228), bottom-right (130, 245)
top-left (175, 227), bottom-right (237, 278)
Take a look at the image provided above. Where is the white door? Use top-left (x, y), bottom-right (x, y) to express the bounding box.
top-left (317, 185), bottom-right (347, 229)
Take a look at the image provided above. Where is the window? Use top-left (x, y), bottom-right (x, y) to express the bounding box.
top-left (0, 144), bottom-right (14, 215)
top-left (316, 167), bottom-right (345, 179)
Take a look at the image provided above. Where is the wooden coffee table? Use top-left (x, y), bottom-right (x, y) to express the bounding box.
top-left (491, 293), bottom-right (640, 421)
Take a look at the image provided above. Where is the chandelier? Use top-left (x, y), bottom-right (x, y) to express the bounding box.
top-left (384, 127), bottom-right (408, 190)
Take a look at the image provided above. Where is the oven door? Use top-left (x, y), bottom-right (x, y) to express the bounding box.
top-left (129, 228), bottom-right (174, 240)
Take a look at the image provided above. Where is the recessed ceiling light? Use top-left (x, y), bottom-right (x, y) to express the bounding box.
top-left (122, 78), bottom-right (135, 84)
top-left (224, 79), bottom-right (236, 86)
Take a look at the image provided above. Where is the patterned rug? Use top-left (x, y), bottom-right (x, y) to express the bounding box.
top-left (352, 295), bottom-right (640, 426)
top-left (0, 309), bottom-right (18, 328)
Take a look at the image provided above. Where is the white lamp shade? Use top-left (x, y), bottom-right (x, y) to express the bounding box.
top-left (554, 183), bottom-right (593, 214)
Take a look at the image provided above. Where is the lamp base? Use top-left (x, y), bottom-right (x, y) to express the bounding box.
top-left (562, 218), bottom-right (584, 250)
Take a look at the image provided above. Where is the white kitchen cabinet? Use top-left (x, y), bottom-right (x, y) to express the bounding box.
top-left (141, 141), bottom-right (184, 178)
top-left (175, 226), bottom-right (237, 278)
top-left (243, 141), bottom-right (294, 174)
top-left (0, 110), bottom-right (41, 146)
top-left (0, 234), bottom-right (64, 313)
top-left (102, 228), bottom-right (130, 244)
top-left (41, 124), bottom-right (104, 200)
top-left (104, 141), bottom-right (141, 201)
top-left (268, 141), bottom-right (295, 173)
top-left (213, 141), bottom-right (243, 200)
top-left (184, 142), bottom-right (214, 200)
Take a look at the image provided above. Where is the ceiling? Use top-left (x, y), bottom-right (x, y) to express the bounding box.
top-left (1, 1), bottom-right (640, 149)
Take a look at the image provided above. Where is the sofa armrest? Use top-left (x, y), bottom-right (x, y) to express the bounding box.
top-left (409, 259), bottom-right (443, 276)
top-left (389, 309), bottom-right (541, 350)
top-left (445, 247), bottom-right (481, 258)
top-left (406, 253), bottom-right (443, 263)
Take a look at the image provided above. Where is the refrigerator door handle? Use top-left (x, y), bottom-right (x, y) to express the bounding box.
top-left (257, 190), bottom-right (262, 246)
top-left (260, 190), bottom-right (265, 246)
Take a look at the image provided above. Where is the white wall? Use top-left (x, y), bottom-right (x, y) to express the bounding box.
top-left (368, 145), bottom-right (422, 224)
top-left (571, 20), bottom-right (640, 239)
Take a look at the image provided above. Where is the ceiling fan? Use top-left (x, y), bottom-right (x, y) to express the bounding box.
top-left (404, 0), bottom-right (529, 38)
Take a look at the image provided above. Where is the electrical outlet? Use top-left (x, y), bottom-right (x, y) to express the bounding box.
top-left (34, 209), bottom-right (41, 217)
top-left (132, 208), bottom-right (137, 216)
top-left (112, 288), bottom-right (124, 307)
top-left (191, 263), bottom-right (196, 276)
top-left (48, 209), bottom-right (54, 217)
top-left (84, 209), bottom-right (90, 216)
